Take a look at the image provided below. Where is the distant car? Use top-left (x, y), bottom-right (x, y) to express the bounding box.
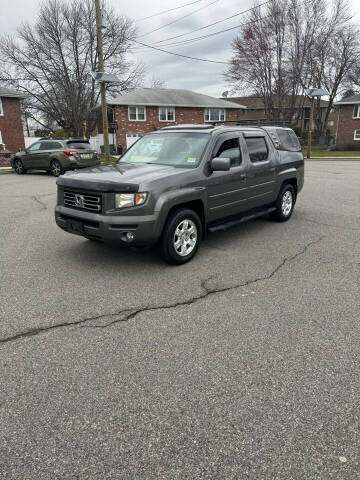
top-left (11, 138), bottom-right (100, 177)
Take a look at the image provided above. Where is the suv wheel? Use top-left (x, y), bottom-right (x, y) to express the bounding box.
top-left (160, 209), bottom-right (202, 264)
top-left (14, 159), bottom-right (26, 174)
top-left (271, 184), bottom-right (295, 222)
top-left (50, 159), bottom-right (62, 177)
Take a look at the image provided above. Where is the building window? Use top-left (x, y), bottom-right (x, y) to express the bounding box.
top-left (354, 130), bottom-right (360, 140)
top-left (204, 108), bottom-right (225, 122)
top-left (159, 107), bottom-right (175, 122)
top-left (128, 106), bottom-right (146, 121)
top-left (0, 98), bottom-right (3, 116)
top-left (353, 105), bottom-right (360, 119)
top-left (0, 130), bottom-right (3, 145)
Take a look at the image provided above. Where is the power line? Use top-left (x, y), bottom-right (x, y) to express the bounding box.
top-left (134, 0), bottom-right (206, 22)
top-left (132, 13), bottom-right (272, 51)
top-left (131, 39), bottom-right (230, 64)
top-left (138, 0), bottom-right (220, 39)
top-left (151, 0), bottom-right (272, 45)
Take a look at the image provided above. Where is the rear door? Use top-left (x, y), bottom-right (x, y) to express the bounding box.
top-left (242, 132), bottom-right (277, 210)
top-left (39, 141), bottom-right (63, 169)
top-left (206, 134), bottom-right (249, 222)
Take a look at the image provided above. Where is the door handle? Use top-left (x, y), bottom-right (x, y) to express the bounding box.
top-left (240, 173), bottom-right (247, 180)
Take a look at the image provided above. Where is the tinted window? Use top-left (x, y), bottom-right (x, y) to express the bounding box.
top-left (40, 141), bottom-right (62, 150)
top-left (245, 137), bottom-right (268, 162)
top-left (215, 138), bottom-right (241, 167)
top-left (66, 142), bottom-right (91, 150)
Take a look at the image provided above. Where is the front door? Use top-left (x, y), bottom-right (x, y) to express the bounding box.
top-left (242, 132), bottom-right (277, 210)
top-left (23, 142), bottom-right (43, 169)
top-left (206, 134), bottom-right (249, 222)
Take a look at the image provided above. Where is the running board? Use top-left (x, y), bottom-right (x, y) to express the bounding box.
top-left (208, 207), bottom-right (276, 233)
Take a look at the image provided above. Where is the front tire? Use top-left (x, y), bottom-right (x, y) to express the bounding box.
top-left (50, 159), bottom-right (63, 177)
top-left (271, 184), bottom-right (296, 222)
top-left (160, 209), bottom-right (202, 265)
top-left (14, 159), bottom-right (26, 174)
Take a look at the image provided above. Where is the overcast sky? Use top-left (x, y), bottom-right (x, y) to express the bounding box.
top-left (1, 0), bottom-right (359, 97)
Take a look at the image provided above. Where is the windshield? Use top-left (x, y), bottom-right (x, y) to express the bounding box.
top-left (119, 132), bottom-right (209, 167)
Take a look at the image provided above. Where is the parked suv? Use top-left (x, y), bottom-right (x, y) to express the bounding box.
top-left (12, 138), bottom-right (100, 176)
top-left (55, 125), bottom-right (304, 264)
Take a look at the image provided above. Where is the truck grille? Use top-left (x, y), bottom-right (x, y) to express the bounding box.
top-left (63, 191), bottom-right (102, 212)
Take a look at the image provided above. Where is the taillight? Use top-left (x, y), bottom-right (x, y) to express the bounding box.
top-left (63, 149), bottom-right (78, 156)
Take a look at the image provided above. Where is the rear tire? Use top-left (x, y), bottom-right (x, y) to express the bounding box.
top-left (159, 209), bottom-right (202, 265)
top-left (271, 184), bottom-right (296, 222)
top-left (14, 159), bottom-right (26, 174)
top-left (50, 159), bottom-right (63, 177)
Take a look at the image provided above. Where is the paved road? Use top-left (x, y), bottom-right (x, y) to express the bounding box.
top-left (0, 163), bottom-right (359, 479)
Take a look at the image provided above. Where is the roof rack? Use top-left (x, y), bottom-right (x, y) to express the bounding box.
top-left (160, 124), bottom-right (217, 131)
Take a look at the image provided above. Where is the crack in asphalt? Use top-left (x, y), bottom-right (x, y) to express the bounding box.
top-left (303, 217), bottom-right (360, 231)
top-left (32, 196), bottom-right (48, 211)
top-left (0, 236), bottom-right (324, 345)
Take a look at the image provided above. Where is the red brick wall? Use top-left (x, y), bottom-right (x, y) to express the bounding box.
top-left (114, 106), bottom-right (239, 149)
top-left (336, 105), bottom-right (360, 150)
top-left (0, 97), bottom-right (25, 156)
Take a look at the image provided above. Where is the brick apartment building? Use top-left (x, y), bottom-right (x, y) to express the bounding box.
top-left (224, 95), bottom-right (338, 137)
top-left (334, 94), bottom-right (360, 149)
top-left (0, 87), bottom-right (26, 163)
top-left (104, 88), bottom-right (244, 150)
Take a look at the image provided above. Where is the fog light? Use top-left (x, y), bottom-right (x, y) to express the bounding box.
top-left (121, 231), bottom-right (135, 242)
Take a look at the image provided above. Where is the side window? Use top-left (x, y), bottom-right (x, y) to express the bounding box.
top-left (40, 141), bottom-right (62, 150)
top-left (215, 138), bottom-right (241, 167)
top-left (28, 142), bottom-right (41, 151)
top-left (276, 130), bottom-right (294, 150)
top-left (245, 137), bottom-right (268, 163)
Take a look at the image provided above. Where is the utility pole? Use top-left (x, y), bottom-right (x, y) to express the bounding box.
top-left (94, 0), bottom-right (110, 161)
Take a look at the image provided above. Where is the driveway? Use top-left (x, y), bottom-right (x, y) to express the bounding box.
top-left (0, 163), bottom-right (359, 479)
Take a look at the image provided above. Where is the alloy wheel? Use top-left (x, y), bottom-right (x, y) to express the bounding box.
top-left (281, 190), bottom-right (293, 217)
top-left (173, 219), bottom-right (198, 257)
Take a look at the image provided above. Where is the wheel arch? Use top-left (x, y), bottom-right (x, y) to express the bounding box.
top-left (162, 199), bottom-right (206, 239)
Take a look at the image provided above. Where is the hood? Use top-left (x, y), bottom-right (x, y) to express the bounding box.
top-left (56, 162), bottom-right (188, 192)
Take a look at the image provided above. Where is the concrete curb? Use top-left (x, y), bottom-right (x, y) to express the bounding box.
top-left (305, 158), bottom-right (360, 161)
top-left (0, 167), bottom-right (14, 175)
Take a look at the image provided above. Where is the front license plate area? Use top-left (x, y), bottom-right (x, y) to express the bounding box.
top-left (67, 219), bottom-right (84, 235)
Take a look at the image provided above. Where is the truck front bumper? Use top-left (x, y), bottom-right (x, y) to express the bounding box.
top-left (55, 205), bottom-right (160, 246)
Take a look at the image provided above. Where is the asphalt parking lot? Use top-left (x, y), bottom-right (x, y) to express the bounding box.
top-left (0, 162), bottom-right (359, 479)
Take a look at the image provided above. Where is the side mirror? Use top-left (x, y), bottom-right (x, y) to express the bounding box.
top-left (211, 157), bottom-right (231, 172)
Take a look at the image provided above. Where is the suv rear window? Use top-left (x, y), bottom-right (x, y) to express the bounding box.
top-left (66, 141), bottom-right (91, 150)
top-left (276, 129), bottom-right (301, 152)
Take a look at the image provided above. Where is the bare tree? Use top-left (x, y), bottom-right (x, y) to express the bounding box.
top-left (225, 0), bottom-right (359, 139)
top-left (0, 0), bottom-right (144, 136)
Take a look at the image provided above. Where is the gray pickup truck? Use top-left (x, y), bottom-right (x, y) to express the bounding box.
top-left (55, 125), bottom-right (304, 264)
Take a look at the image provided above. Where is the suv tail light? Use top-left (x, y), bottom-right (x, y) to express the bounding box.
top-left (63, 149), bottom-right (78, 157)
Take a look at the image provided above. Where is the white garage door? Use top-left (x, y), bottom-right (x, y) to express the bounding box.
top-left (126, 133), bottom-right (142, 149)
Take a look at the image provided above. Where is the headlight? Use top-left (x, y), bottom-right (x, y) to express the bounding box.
top-left (115, 193), bottom-right (147, 209)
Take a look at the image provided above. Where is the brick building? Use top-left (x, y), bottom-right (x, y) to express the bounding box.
top-left (0, 87), bottom-right (26, 163)
top-left (105, 88), bottom-right (244, 150)
top-left (224, 95), bottom-right (337, 136)
top-left (334, 94), bottom-right (360, 150)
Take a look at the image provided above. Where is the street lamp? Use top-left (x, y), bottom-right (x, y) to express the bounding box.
top-left (305, 88), bottom-right (329, 159)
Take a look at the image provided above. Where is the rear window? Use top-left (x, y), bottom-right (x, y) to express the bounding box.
top-left (66, 141), bottom-right (91, 150)
top-left (276, 129), bottom-right (301, 152)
